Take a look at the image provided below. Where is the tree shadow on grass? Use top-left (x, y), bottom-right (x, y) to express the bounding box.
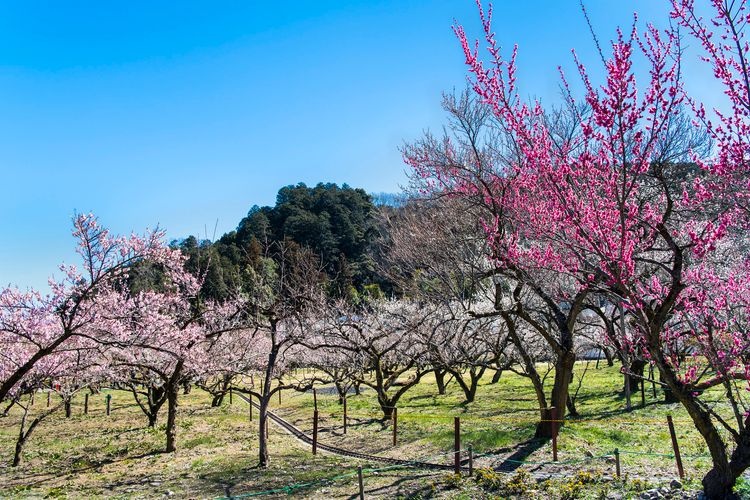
top-left (6, 449), bottom-right (166, 488)
top-left (491, 437), bottom-right (548, 473)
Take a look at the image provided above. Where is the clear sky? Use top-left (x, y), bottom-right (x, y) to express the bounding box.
top-left (0, 1), bottom-right (692, 290)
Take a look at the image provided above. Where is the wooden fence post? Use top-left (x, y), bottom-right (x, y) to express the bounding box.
top-left (312, 409), bottom-right (319, 455)
top-left (614, 448), bottom-right (621, 478)
top-left (551, 407), bottom-right (558, 462)
top-left (667, 415), bottom-right (685, 479)
top-left (649, 365), bottom-right (657, 399)
top-left (357, 465), bottom-right (364, 500)
top-left (468, 444), bottom-right (473, 477)
top-left (343, 396), bottom-right (348, 435)
top-left (106, 394), bottom-right (111, 416)
top-left (640, 378), bottom-right (646, 407)
top-left (84, 393), bottom-right (89, 415)
top-left (392, 408), bottom-right (398, 446)
top-left (454, 416), bottom-right (461, 475)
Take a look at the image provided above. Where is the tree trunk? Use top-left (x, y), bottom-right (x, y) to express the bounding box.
top-left (378, 395), bottom-right (395, 421)
top-left (210, 393), bottom-right (224, 407)
top-left (258, 398), bottom-right (269, 467)
top-left (335, 381), bottom-right (347, 404)
top-left (536, 351), bottom-right (575, 439)
top-left (626, 359), bottom-right (647, 392)
top-left (660, 369), bottom-right (679, 403)
top-left (165, 382), bottom-right (179, 453)
top-left (12, 435), bottom-right (26, 467)
top-left (604, 347), bottom-right (615, 367)
top-left (566, 395), bottom-right (579, 417)
top-left (64, 398), bottom-right (72, 418)
top-left (491, 368), bottom-right (503, 384)
top-left (434, 368), bottom-right (448, 395)
top-left (450, 367), bottom-right (485, 404)
top-left (2, 399), bottom-right (14, 417)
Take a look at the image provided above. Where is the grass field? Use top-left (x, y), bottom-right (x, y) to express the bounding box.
top-left (0, 362), bottom-right (730, 498)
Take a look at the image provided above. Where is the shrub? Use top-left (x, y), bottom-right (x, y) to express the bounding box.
top-left (474, 467), bottom-right (503, 490)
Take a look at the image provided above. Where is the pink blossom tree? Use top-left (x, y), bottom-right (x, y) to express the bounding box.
top-left (439, 1), bottom-right (750, 496)
top-left (95, 244), bottom-right (207, 453)
top-left (7, 340), bottom-right (103, 467)
top-left (0, 214), bottom-right (166, 404)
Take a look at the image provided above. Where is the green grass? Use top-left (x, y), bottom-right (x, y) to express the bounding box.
top-left (0, 362), bottom-right (725, 498)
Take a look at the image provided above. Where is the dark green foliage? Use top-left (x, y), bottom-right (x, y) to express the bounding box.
top-left (175, 182), bottom-right (383, 301)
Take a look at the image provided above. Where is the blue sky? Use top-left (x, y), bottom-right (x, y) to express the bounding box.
top-left (0, 1), bottom-right (698, 290)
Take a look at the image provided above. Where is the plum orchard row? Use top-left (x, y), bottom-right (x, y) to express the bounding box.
top-left (215, 392), bottom-right (706, 498)
top-left (30, 384), bottom-right (705, 481)
top-left (233, 388), bottom-right (702, 479)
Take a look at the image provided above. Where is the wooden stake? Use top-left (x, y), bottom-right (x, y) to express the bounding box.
top-left (229, 387), bottom-right (233, 405)
top-left (312, 409), bottom-right (319, 455)
top-left (278, 389), bottom-right (282, 405)
top-left (620, 302), bottom-right (631, 412)
top-left (649, 365), bottom-right (657, 399)
top-left (468, 444), bottom-right (473, 477)
top-left (106, 394), bottom-right (111, 416)
top-left (614, 448), bottom-right (621, 478)
top-left (357, 465), bottom-right (364, 500)
top-left (313, 388), bottom-right (318, 411)
top-left (249, 394), bottom-right (253, 422)
top-left (624, 366), bottom-right (632, 411)
top-left (667, 415), bottom-right (685, 479)
top-left (343, 396), bottom-right (348, 434)
top-left (46, 392), bottom-right (51, 407)
top-left (84, 393), bottom-right (89, 415)
top-left (640, 377), bottom-right (646, 407)
top-left (551, 407), bottom-right (558, 462)
top-left (392, 408), bottom-right (397, 446)
top-left (454, 416), bottom-right (461, 475)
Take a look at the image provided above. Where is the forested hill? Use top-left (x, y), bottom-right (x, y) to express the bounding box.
top-left (171, 182), bottom-right (388, 301)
